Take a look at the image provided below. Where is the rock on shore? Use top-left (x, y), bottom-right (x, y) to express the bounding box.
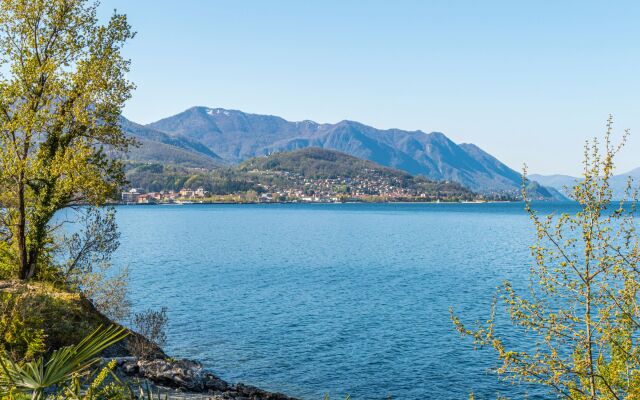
top-left (117, 357), bottom-right (298, 400)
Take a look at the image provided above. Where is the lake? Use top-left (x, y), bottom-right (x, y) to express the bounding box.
top-left (111, 202), bottom-right (579, 399)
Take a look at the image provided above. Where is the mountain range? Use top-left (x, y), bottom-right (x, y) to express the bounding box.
top-left (119, 117), bottom-right (223, 168)
top-left (119, 107), bottom-right (566, 199)
top-left (531, 168), bottom-right (640, 200)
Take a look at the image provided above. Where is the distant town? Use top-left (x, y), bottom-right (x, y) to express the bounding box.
top-left (121, 169), bottom-right (482, 204)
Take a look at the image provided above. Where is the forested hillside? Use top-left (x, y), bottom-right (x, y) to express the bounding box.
top-left (239, 148), bottom-right (412, 180)
top-left (125, 148), bottom-right (483, 202)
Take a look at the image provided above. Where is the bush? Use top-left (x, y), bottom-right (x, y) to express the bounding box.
top-left (0, 281), bottom-right (107, 362)
top-left (0, 292), bottom-right (46, 361)
top-left (130, 307), bottom-right (168, 360)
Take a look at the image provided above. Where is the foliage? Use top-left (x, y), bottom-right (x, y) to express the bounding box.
top-left (58, 207), bottom-right (131, 322)
top-left (54, 358), bottom-right (129, 400)
top-left (130, 308), bottom-right (168, 360)
top-left (0, 281), bottom-right (114, 364)
top-left (60, 208), bottom-right (120, 281)
top-left (0, 325), bottom-right (127, 400)
top-left (452, 118), bottom-right (640, 398)
top-left (77, 264), bottom-right (131, 323)
top-left (0, 0), bottom-right (135, 280)
top-left (124, 162), bottom-right (261, 194)
top-left (0, 293), bottom-right (46, 362)
top-left (412, 176), bottom-right (478, 200)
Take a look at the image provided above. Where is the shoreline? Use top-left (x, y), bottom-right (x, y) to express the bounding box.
top-left (111, 199), bottom-right (522, 206)
top-left (114, 357), bottom-right (297, 400)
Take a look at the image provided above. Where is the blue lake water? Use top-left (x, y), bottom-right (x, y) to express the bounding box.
top-left (111, 202), bottom-right (581, 399)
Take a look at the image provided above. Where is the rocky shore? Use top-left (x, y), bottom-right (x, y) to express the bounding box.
top-left (0, 281), bottom-right (298, 399)
top-left (72, 285), bottom-right (298, 399)
top-left (113, 357), bottom-right (298, 400)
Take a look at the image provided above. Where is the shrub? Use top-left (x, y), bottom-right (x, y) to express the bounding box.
top-left (130, 308), bottom-right (168, 360)
top-left (0, 293), bottom-right (46, 361)
top-left (0, 281), bottom-right (108, 362)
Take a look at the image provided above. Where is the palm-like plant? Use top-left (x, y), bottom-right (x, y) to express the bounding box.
top-left (0, 325), bottom-right (128, 399)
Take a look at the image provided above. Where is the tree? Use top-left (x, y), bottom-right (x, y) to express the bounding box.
top-left (0, 0), bottom-right (135, 279)
top-left (59, 206), bottom-right (131, 321)
top-left (129, 307), bottom-right (168, 360)
top-left (452, 117), bottom-right (640, 399)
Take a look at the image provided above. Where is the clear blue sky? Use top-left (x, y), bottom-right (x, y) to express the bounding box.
top-left (99, 0), bottom-right (640, 176)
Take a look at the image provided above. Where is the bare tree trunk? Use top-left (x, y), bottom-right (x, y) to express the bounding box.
top-left (17, 177), bottom-right (29, 280)
top-left (25, 249), bottom-right (38, 280)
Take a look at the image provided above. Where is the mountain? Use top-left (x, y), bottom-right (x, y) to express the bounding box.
top-left (146, 107), bottom-right (554, 197)
top-left (240, 147), bottom-right (413, 180)
top-left (119, 117), bottom-right (223, 168)
top-left (531, 168), bottom-right (640, 200)
top-left (524, 181), bottom-right (567, 201)
top-left (527, 174), bottom-right (576, 191)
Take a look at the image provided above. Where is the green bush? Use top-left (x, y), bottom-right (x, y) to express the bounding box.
top-left (0, 293), bottom-right (46, 361)
top-left (0, 281), bottom-right (106, 362)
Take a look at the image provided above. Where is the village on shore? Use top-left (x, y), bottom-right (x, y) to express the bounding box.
top-left (120, 172), bottom-right (491, 204)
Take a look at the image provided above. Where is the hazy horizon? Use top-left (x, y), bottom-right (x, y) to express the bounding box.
top-left (100, 0), bottom-right (640, 176)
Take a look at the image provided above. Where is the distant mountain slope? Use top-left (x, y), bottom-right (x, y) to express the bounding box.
top-left (125, 148), bottom-right (478, 201)
top-left (531, 168), bottom-right (640, 200)
top-left (119, 117), bottom-right (223, 168)
top-left (527, 174), bottom-right (576, 190)
top-left (146, 107), bottom-right (554, 197)
top-left (240, 147), bottom-right (412, 180)
top-left (241, 148), bottom-right (478, 200)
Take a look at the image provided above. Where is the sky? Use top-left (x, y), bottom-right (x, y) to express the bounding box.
top-left (99, 0), bottom-right (640, 176)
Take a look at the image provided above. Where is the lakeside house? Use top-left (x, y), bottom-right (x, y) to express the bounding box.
top-left (121, 188), bottom-right (145, 203)
top-left (122, 187), bottom-right (209, 204)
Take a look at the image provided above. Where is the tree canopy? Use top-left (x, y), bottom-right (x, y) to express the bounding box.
top-left (0, 0), bottom-right (134, 279)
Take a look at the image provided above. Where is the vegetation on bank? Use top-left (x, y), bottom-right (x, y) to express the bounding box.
top-left (0, 0), bottom-right (336, 397)
top-left (0, 0), bottom-right (163, 398)
top-left (0, 324), bottom-right (128, 400)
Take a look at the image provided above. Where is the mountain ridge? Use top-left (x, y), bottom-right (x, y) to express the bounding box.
top-left (118, 117), bottom-right (224, 168)
top-left (120, 106), bottom-right (564, 199)
top-left (143, 106), bottom-right (552, 196)
top-left (531, 168), bottom-right (640, 200)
